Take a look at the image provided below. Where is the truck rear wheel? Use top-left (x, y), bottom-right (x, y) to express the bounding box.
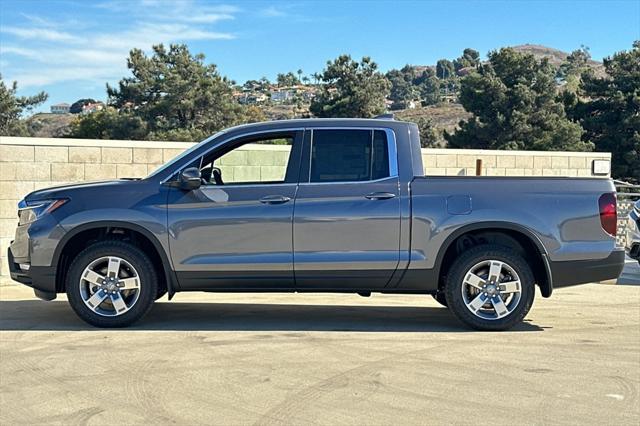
top-left (445, 244), bottom-right (535, 331)
top-left (66, 241), bottom-right (158, 328)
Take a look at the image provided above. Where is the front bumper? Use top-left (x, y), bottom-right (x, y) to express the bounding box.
top-left (8, 247), bottom-right (57, 300)
top-left (549, 248), bottom-right (626, 288)
top-left (8, 213), bottom-right (64, 301)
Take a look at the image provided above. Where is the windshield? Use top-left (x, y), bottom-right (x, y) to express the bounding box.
top-left (146, 130), bottom-right (226, 179)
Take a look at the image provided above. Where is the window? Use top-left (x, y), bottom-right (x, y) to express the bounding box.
top-left (310, 130), bottom-right (390, 183)
top-left (200, 135), bottom-right (294, 185)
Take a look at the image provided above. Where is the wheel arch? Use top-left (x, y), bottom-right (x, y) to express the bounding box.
top-left (434, 221), bottom-right (553, 298)
top-left (53, 221), bottom-right (177, 298)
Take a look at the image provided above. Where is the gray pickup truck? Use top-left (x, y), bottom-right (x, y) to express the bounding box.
top-left (8, 118), bottom-right (625, 330)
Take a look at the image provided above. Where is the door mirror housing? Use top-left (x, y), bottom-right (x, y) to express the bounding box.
top-left (179, 167), bottom-right (202, 191)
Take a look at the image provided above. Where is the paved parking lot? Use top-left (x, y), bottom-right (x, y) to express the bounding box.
top-left (0, 283), bottom-right (638, 425)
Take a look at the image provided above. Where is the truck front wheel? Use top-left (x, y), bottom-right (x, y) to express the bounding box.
top-left (445, 244), bottom-right (535, 331)
top-left (66, 241), bottom-right (158, 328)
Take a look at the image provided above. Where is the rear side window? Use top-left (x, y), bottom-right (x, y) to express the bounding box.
top-left (310, 129), bottom-right (390, 183)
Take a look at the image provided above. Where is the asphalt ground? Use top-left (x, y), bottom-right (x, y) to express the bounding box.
top-left (0, 282), bottom-right (638, 425)
top-left (618, 255), bottom-right (640, 284)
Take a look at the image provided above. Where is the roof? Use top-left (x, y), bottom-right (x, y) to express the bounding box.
top-left (218, 117), bottom-right (413, 137)
top-left (51, 103), bottom-right (70, 107)
top-left (82, 103), bottom-right (104, 109)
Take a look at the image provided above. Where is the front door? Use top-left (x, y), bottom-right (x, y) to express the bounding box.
top-left (293, 128), bottom-right (401, 290)
top-left (167, 130), bottom-right (303, 290)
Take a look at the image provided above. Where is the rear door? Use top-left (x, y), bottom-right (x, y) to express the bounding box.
top-left (293, 128), bottom-right (401, 290)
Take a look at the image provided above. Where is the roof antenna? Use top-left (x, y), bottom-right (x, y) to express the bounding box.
top-left (374, 113), bottom-right (395, 120)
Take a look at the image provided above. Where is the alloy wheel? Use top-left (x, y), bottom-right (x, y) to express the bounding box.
top-left (461, 260), bottom-right (522, 320)
top-left (79, 256), bottom-right (141, 317)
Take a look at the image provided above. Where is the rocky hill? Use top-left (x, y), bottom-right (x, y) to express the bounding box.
top-left (511, 44), bottom-right (605, 75)
top-left (396, 103), bottom-right (471, 133)
top-left (25, 113), bottom-right (74, 138)
top-left (512, 44), bottom-right (597, 66)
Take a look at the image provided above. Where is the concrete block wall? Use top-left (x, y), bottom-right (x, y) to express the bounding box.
top-left (421, 148), bottom-right (611, 177)
top-left (217, 144), bottom-right (292, 183)
top-left (0, 136), bottom-right (612, 279)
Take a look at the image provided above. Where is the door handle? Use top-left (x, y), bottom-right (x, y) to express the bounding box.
top-left (365, 192), bottom-right (396, 200)
top-left (259, 195), bottom-right (291, 205)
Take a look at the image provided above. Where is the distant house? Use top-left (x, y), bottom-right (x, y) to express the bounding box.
top-left (81, 102), bottom-right (105, 115)
top-left (50, 103), bottom-right (70, 114)
top-left (271, 90), bottom-right (293, 103)
top-left (299, 88), bottom-right (316, 102)
top-left (253, 93), bottom-right (268, 104)
top-left (236, 92), bottom-right (268, 105)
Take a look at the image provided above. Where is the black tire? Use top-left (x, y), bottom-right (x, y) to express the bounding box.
top-left (432, 292), bottom-right (448, 307)
top-left (445, 244), bottom-right (535, 331)
top-left (66, 240), bottom-right (158, 328)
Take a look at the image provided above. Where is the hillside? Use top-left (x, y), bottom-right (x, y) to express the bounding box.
top-left (396, 103), bottom-right (471, 133)
top-left (511, 44), bottom-right (602, 68)
top-left (512, 44), bottom-right (606, 77)
top-left (20, 45), bottom-right (603, 141)
top-left (412, 45), bottom-right (604, 76)
top-left (25, 113), bottom-right (74, 138)
top-left (395, 45), bottom-right (604, 141)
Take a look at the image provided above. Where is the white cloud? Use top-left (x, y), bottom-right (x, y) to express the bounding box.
top-left (2, 37), bottom-right (126, 88)
top-left (147, 3), bottom-right (239, 24)
top-left (0, 46), bottom-right (41, 60)
top-left (201, 5), bottom-right (241, 14)
top-left (176, 13), bottom-right (235, 24)
top-left (260, 6), bottom-right (287, 18)
top-left (2, 45), bottom-right (126, 67)
top-left (92, 23), bottom-right (235, 50)
top-left (95, 0), bottom-right (138, 12)
top-left (1, 2), bottom-right (239, 89)
top-left (258, 5), bottom-right (312, 22)
top-left (1, 26), bottom-right (81, 42)
top-left (97, 1), bottom-right (240, 19)
top-left (19, 13), bottom-right (57, 27)
top-left (10, 67), bottom-right (119, 87)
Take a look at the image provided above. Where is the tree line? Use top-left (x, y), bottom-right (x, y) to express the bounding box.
top-left (0, 42), bottom-right (638, 182)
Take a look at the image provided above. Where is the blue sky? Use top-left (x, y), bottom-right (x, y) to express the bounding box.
top-left (1, 0), bottom-right (638, 112)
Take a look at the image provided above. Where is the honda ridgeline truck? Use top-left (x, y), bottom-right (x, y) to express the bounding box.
top-left (8, 118), bottom-right (626, 330)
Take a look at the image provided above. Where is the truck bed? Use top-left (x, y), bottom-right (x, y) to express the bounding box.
top-left (409, 176), bottom-right (618, 265)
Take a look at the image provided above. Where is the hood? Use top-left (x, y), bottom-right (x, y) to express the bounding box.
top-left (25, 179), bottom-right (141, 202)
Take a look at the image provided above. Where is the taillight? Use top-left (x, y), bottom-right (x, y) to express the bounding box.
top-left (598, 193), bottom-right (617, 237)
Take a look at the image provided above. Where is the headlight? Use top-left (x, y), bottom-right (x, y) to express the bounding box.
top-left (18, 199), bottom-right (68, 225)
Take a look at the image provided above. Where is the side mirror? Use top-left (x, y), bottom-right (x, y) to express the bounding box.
top-left (179, 167), bottom-right (202, 191)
